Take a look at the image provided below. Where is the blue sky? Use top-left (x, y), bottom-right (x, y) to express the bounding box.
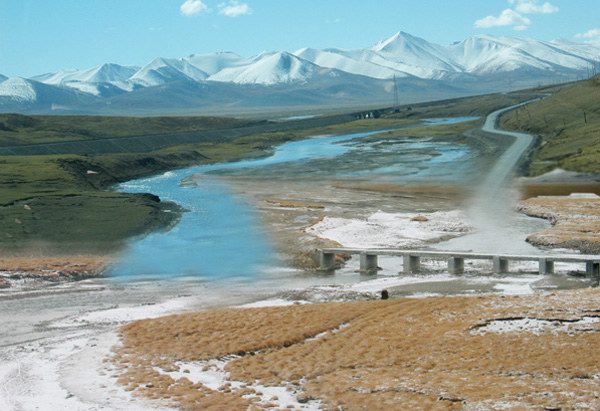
top-left (1, 0), bottom-right (599, 77)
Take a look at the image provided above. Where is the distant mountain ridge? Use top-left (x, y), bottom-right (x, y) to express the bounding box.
top-left (1, 31), bottom-right (599, 115)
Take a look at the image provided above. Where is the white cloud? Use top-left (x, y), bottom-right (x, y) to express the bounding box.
top-left (509, 0), bottom-right (559, 14)
top-left (474, 9), bottom-right (531, 30)
top-left (474, 0), bottom-right (557, 31)
top-left (576, 28), bottom-right (600, 40)
top-left (180, 0), bottom-right (208, 16)
top-left (218, 1), bottom-right (252, 17)
top-left (575, 28), bottom-right (600, 44)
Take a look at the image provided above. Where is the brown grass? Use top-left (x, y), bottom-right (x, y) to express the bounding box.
top-left (333, 182), bottom-right (465, 198)
top-left (0, 255), bottom-right (109, 277)
top-left (265, 199), bottom-right (325, 209)
top-left (115, 289), bottom-right (600, 410)
top-left (519, 195), bottom-right (600, 253)
top-left (520, 183), bottom-right (600, 199)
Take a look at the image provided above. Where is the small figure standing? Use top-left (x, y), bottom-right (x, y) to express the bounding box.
top-left (381, 289), bottom-right (389, 300)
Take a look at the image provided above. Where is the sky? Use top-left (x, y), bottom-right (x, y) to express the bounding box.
top-left (1, 0), bottom-right (600, 77)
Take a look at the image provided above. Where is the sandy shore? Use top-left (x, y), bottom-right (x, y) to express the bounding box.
top-left (114, 288), bottom-right (600, 410)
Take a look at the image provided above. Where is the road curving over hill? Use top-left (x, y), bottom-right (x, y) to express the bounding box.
top-left (478, 99), bottom-right (541, 191)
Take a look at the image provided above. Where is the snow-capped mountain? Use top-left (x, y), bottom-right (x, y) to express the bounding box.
top-left (29, 64), bottom-right (140, 97)
top-left (0, 74), bottom-right (7, 83)
top-left (1, 31), bottom-right (599, 114)
top-left (373, 31), bottom-right (464, 78)
top-left (0, 77), bottom-right (95, 110)
top-left (184, 52), bottom-right (250, 75)
top-left (34, 63), bottom-right (138, 85)
top-left (209, 52), bottom-right (335, 85)
top-left (294, 47), bottom-right (412, 80)
top-left (449, 35), bottom-right (593, 74)
top-left (130, 57), bottom-right (209, 87)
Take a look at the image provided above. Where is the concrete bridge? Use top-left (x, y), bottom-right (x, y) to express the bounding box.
top-left (317, 248), bottom-right (600, 277)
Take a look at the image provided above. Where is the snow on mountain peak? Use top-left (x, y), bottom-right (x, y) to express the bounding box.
top-left (184, 52), bottom-right (249, 75)
top-left (373, 31), bottom-right (425, 53)
top-left (130, 57), bottom-right (209, 87)
top-left (209, 51), bottom-right (318, 85)
top-left (372, 31), bottom-right (463, 75)
top-left (0, 74), bottom-right (7, 83)
top-left (0, 77), bottom-right (38, 102)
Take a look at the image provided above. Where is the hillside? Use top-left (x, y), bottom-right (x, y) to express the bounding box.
top-left (500, 76), bottom-right (600, 175)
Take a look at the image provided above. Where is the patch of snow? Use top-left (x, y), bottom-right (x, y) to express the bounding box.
top-left (346, 274), bottom-right (455, 293)
top-left (238, 298), bottom-right (310, 308)
top-left (305, 210), bottom-right (469, 249)
top-left (0, 77), bottom-right (37, 103)
top-left (474, 316), bottom-right (600, 335)
top-left (157, 356), bottom-right (322, 410)
top-left (50, 296), bottom-right (193, 328)
top-left (492, 275), bottom-right (542, 295)
top-left (0, 331), bottom-right (171, 411)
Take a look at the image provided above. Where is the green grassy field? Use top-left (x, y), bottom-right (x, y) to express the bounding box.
top-left (500, 76), bottom-right (600, 175)
top-left (0, 114), bottom-right (254, 146)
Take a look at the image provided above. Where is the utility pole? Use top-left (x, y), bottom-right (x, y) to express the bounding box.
top-left (393, 75), bottom-right (400, 113)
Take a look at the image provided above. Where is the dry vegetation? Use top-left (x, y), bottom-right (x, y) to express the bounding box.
top-left (332, 182), bottom-right (466, 200)
top-left (0, 255), bottom-right (109, 285)
top-left (114, 289), bottom-right (600, 410)
top-left (265, 199), bottom-right (325, 209)
top-left (520, 194), bottom-right (600, 254)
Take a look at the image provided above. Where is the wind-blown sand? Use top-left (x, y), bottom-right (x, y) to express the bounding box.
top-left (114, 288), bottom-right (600, 410)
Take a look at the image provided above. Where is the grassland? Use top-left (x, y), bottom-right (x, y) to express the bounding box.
top-left (0, 114), bottom-right (255, 146)
top-left (500, 76), bottom-right (600, 175)
top-left (114, 288), bottom-right (600, 410)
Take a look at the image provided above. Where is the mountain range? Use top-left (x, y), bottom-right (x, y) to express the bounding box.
top-left (1, 31), bottom-right (598, 116)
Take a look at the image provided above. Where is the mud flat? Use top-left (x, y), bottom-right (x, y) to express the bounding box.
top-left (114, 288), bottom-right (600, 410)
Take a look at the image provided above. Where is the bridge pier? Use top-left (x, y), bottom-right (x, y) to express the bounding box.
top-left (493, 257), bottom-right (509, 274)
top-left (318, 251), bottom-right (336, 271)
top-left (538, 258), bottom-right (555, 275)
top-left (403, 254), bottom-right (421, 274)
top-left (586, 261), bottom-right (600, 277)
top-left (448, 257), bottom-right (465, 275)
top-left (359, 253), bottom-right (378, 274)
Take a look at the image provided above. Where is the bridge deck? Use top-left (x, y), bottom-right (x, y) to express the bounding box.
top-left (318, 248), bottom-right (600, 276)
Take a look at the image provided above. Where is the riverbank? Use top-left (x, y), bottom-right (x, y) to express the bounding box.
top-left (113, 287), bottom-right (600, 410)
top-left (520, 193), bottom-right (600, 254)
top-left (0, 255), bottom-right (109, 289)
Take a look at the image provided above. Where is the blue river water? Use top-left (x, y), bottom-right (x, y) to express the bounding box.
top-left (111, 123), bottom-right (474, 280)
top-left (423, 116), bottom-right (480, 125)
top-left (111, 130), bottom-right (385, 279)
